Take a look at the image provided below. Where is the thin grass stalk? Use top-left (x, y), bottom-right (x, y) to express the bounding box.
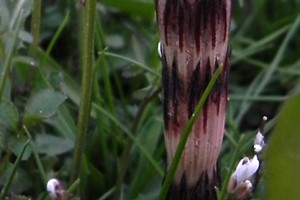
top-left (94, 23), bottom-right (119, 158)
top-left (67, 178), bottom-right (80, 194)
top-left (94, 17), bottom-right (120, 184)
top-left (29, 0), bottom-right (41, 55)
top-left (114, 87), bottom-right (161, 200)
top-left (94, 28), bottom-right (115, 117)
top-left (9, 0), bottom-right (26, 30)
top-left (0, 140), bottom-right (29, 199)
top-left (0, 10), bottom-right (23, 99)
top-left (230, 95), bottom-right (288, 102)
top-left (99, 187), bottom-right (115, 200)
top-left (232, 24), bottom-right (289, 65)
top-left (23, 126), bottom-right (47, 183)
top-left (71, 0), bottom-right (96, 182)
top-left (93, 103), bottom-right (164, 176)
top-left (45, 11), bottom-right (70, 56)
top-left (102, 52), bottom-right (160, 77)
top-left (92, 68), bottom-right (110, 179)
top-left (235, 15), bottom-right (300, 124)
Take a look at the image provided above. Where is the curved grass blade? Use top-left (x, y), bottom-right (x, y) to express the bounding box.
top-left (0, 140), bottom-right (30, 199)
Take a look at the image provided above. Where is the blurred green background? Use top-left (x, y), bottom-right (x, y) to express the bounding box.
top-left (0, 0), bottom-right (299, 199)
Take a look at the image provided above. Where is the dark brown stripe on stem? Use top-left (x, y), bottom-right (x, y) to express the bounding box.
top-left (210, 0), bottom-right (217, 49)
top-left (178, 1), bottom-right (185, 51)
top-left (171, 57), bottom-right (182, 126)
top-left (163, 0), bottom-right (171, 45)
top-left (162, 52), bottom-right (170, 128)
top-left (212, 60), bottom-right (222, 103)
top-left (202, 0), bottom-right (210, 31)
top-left (194, 1), bottom-right (203, 53)
top-left (167, 170), bottom-right (220, 200)
top-left (202, 60), bottom-right (212, 132)
top-left (163, 0), bottom-right (179, 46)
top-left (187, 63), bottom-right (201, 118)
top-left (221, 1), bottom-right (228, 42)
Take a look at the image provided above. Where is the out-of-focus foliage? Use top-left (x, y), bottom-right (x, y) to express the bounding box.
top-left (0, 0), bottom-right (299, 199)
top-left (266, 94), bottom-right (300, 200)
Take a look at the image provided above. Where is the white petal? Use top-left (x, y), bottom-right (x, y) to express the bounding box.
top-left (233, 157), bottom-right (250, 184)
top-left (254, 131), bottom-right (264, 153)
top-left (233, 155), bottom-right (260, 184)
top-left (47, 178), bottom-right (59, 197)
top-left (254, 144), bottom-right (263, 153)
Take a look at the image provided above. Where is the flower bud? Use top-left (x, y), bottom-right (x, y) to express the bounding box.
top-left (254, 131), bottom-right (264, 153)
top-left (254, 116), bottom-right (267, 153)
top-left (47, 178), bottom-right (68, 200)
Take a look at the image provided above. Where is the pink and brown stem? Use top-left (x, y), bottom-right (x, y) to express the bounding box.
top-left (155, 0), bottom-right (231, 199)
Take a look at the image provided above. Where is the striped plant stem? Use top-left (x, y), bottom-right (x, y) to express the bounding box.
top-left (155, 0), bottom-right (232, 199)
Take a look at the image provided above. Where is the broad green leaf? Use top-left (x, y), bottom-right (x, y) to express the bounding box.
top-left (0, 99), bottom-right (19, 130)
top-left (34, 133), bottom-right (74, 156)
top-left (18, 30), bottom-right (33, 43)
top-left (266, 94), bottom-right (300, 200)
top-left (105, 34), bottom-right (125, 49)
top-left (9, 0), bottom-right (33, 31)
top-left (37, 50), bottom-right (81, 107)
top-left (25, 88), bottom-right (67, 119)
top-left (45, 105), bottom-right (77, 140)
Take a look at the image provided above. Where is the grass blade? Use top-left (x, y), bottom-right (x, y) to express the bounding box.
top-left (93, 103), bottom-right (164, 177)
top-left (23, 125), bottom-right (47, 183)
top-left (0, 140), bottom-right (30, 199)
top-left (0, 10), bottom-right (23, 99)
top-left (45, 11), bottom-right (70, 56)
top-left (235, 15), bottom-right (300, 124)
top-left (159, 66), bottom-right (222, 200)
top-left (101, 52), bottom-right (160, 77)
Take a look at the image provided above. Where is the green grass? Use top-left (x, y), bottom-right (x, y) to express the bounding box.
top-left (0, 0), bottom-right (299, 199)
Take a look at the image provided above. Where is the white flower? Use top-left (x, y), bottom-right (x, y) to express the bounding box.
top-left (233, 155), bottom-right (260, 184)
top-left (227, 155), bottom-right (260, 199)
top-left (47, 178), bottom-right (67, 200)
top-left (47, 178), bottom-right (60, 198)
